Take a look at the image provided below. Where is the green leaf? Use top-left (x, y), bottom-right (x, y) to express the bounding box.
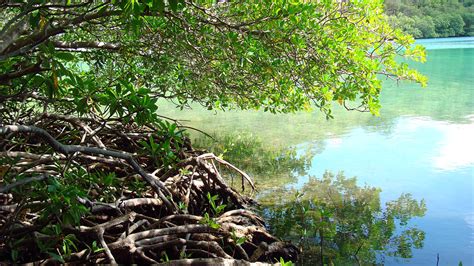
top-left (29, 10), bottom-right (41, 28)
top-left (11, 249), bottom-right (18, 262)
top-left (209, 222), bottom-right (220, 229)
top-left (236, 237), bottom-right (246, 245)
top-left (215, 204), bottom-right (226, 215)
top-left (169, 0), bottom-right (178, 12)
top-left (46, 252), bottom-right (65, 263)
top-left (55, 52), bottom-right (75, 61)
top-left (91, 240), bottom-right (105, 253)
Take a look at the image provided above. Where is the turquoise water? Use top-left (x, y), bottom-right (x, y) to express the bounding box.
top-left (416, 37), bottom-right (474, 50)
top-left (303, 38), bottom-right (474, 265)
top-left (300, 117), bottom-right (473, 265)
top-left (160, 37), bottom-right (474, 265)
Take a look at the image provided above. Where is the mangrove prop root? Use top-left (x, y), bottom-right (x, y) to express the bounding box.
top-left (0, 119), bottom-right (298, 264)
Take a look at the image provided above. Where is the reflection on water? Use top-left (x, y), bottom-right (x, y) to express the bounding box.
top-left (195, 133), bottom-right (427, 265)
top-left (260, 172), bottom-right (426, 265)
top-left (430, 116), bottom-right (474, 171)
top-left (159, 38), bottom-right (474, 264)
top-left (300, 116), bottom-right (473, 265)
top-left (193, 132), bottom-right (315, 191)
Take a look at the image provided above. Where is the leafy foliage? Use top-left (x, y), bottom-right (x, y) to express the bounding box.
top-left (385, 0), bottom-right (474, 38)
top-left (279, 257), bottom-right (295, 266)
top-left (207, 192), bottom-right (226, 216)
top-left (199, 212), bottom-right (220, 230)
top-left (1, 0), bottom-right (426, 126)
top-left (230, 229), bottom-right (247, 246)
top-left (199, 193), bottom-right (226, 229)
top-left (0, 1), bottom-right (429, 263)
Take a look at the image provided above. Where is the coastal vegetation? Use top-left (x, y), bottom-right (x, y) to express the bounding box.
top-left (0, 1), bottom-right (427, 264)
top-left (385, 0), bottom-right (474, 38)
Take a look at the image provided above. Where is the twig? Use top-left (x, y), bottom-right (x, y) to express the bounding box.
top-left (198, 153), bottom-right (255, 191)
top-left (42, 113), bottom-right (106, 148)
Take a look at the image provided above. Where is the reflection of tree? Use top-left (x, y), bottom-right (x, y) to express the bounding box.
top-left (193, 133), bottom-right (427, 264)
top-left (193, 132), bottom-right (316, 191)
top-left (260, 172), bottom-right (427, 265)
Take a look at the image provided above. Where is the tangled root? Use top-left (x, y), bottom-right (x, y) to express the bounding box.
top-left (0, 116), bottom-right (298, 264)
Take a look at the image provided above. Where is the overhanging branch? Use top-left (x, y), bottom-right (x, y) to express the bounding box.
top-left (0, 62), bottom-right (46, 85)
top-left (0, 9), bottom-right (119, 60)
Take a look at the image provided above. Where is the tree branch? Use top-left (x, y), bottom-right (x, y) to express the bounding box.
top-left (0, 9), bottom-right (119, 60)
top-left (0, 125), bottom-right (176, 211)
top-left (52, 40), bottom-right (121, 51)
top-left (0, 62), bottom-right (46, 85)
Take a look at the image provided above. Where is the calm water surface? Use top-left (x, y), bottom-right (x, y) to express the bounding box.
top-left (160, 37), bottom-right (474, 265)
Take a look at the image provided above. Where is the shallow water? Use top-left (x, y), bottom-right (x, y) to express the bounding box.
top-left (159, 37), bottom-right (474, 265)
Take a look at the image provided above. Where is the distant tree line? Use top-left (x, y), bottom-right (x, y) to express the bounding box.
top-left (385, 0), bottom-right (474, 38)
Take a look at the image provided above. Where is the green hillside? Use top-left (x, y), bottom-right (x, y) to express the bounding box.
top-left (385, 0), bottom-right (474, 38)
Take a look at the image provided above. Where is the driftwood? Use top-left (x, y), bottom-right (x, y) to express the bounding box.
top-left (0, 116), bottom-right (298, 264)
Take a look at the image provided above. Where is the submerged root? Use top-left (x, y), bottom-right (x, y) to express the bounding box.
top-left (0, 119), bottom-right (298, 264)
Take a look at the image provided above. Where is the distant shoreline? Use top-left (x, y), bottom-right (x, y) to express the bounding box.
top-left (415, 36), bottom-right (474, 41)
top-left (414, 36), bottom-right (474, 50)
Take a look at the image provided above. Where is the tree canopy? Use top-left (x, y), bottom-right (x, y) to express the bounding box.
top-left (1, 0), bottom-right (426, 124)
top-left (0, 1), bottom-right (429, 264)
top-left (385, 0), bottom-right (474, 38)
